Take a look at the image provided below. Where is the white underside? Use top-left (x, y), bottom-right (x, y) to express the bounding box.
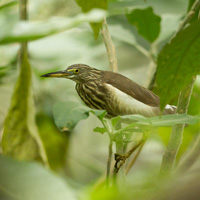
top-left (106, 84), bottom-right (174, 117)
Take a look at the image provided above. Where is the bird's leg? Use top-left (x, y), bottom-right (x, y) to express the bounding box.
top-left (114, 138), bottom-right (145, 173)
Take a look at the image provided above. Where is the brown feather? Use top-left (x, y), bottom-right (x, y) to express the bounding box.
top-left (102, 71), bottom-right (160, 107)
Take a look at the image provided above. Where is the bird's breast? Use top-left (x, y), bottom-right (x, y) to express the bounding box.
top-left (75, 82), bottom-right (107, 110)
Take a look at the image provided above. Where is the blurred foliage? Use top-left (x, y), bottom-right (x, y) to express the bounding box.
top-left (0, 0), bottom-right (200, 200)
top-left (0, 156), bottom-right (75, 200)
top-left (75, 0), bottom-right (108, 39)
top-left (36, 113), bottom-right (69, 170)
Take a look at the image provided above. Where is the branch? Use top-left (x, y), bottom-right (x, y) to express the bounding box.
top-left (101, 17), bottom-right (118, 72)
top-left (19, 0), bottom-right (28, 63)
top-left (160, 77), bottom-right (196, 175)
top-left (178, 0), bottom-right (200, 32)
top-left (126, 142), bottom-right (145, 174)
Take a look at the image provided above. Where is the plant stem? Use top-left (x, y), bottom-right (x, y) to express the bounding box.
top-left (106, 137), bottom-right (113, 188)
top-left (101, 119), bottom-right (113, 187)
top-left (101, 17), bottom-right (118, 73)
top-left (160, 77), bottom-right (196, 175)
top-left (19, 0), bottom-right (28, 62)
top-left (178, 0), bottom-right (200, 32)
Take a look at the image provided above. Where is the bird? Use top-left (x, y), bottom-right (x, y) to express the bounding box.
top-left (41, 64), bottom-right (176, 118)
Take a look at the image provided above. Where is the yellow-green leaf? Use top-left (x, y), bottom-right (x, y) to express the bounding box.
top-left (2, 52), bottom-right (48, 165)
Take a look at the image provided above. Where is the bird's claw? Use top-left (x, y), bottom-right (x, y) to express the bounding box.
top-left (114, 153), bottom-right (127, 173)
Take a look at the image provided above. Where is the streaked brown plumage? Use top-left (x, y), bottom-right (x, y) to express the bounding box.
top-left (41, 64), bottom-right (176, 117)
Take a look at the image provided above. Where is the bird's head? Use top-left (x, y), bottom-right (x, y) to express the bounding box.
top-left (41, 64), bottom-right (100, 83)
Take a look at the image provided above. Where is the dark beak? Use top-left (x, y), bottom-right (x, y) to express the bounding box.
top-left (41, 70), bottom-right (70, 78)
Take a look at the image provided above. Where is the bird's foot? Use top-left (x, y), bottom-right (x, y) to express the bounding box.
top-left (114, 153), bottom-right (128, 173)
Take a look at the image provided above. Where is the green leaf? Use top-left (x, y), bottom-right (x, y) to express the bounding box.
top-left (90, 110), bottom-right (107, 121)
top-left (75, 0), bottom-right (108, 39)
top-left (53, 101), bottom-right (90, 132)
top-left (0, 0), bottom-right (17, 10)
top-left (121, 114), bottom-right (198, 127)
top-left (53, 102), bottom-right (107, 132)
top-left (111, 116), bottom-right (121, 127)
top-left (93, 127), bottom-right (106, 134)
top-left (156, 20), bottom-right (200, 110)
top-left (36, 114), bottom-right (69, 170)
top-left (2, 53), bottom-right (48, 165)
top-left (126, 7), bottom-right (161, 43)
top-left (0, 9), bottom-right (106, 44)
top-left (0, 156), bottom-right (75, 200)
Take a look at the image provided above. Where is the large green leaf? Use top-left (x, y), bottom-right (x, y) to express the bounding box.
top-left (126, 7), bottom-right (161, 43)
top-left (53, 101), bottom-right (90, 132)
top-left (0, 9), bottom-right (106, 44)
top-left (156, 20), bottom-right (200, 110)
top-left (53, 101), bottom-right (106, 132)
top-left (2, 53), bottom-right (48, 165)
top-left (0, 156), bottom-right (75, 200)
top-left (75, 0), bottom-right (108, 39)
top-left (120, 114), bottom-right (198, 127)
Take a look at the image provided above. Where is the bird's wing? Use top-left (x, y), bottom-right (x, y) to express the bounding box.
top-left (103, 71), bottom-right (160, 107)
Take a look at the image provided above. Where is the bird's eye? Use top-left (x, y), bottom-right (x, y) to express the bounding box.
top-left (74, 69), bottom-right (79, 73)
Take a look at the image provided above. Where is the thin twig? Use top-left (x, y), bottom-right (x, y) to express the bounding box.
top-left (160, 77), bottom-right (196, 176)
top-left (101, 17), bottom-right (118, 73)
top-left (19, 0), bottom-right (28, 64)
top-left (126, 142), bottom-right (145, 174)
top-left (114, 138), bottom-right (145, 173)
top-left (178, 0), bottom-right (200, 32)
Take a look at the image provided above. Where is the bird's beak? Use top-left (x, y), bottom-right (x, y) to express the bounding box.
top-left (41, 70), bottom-right (71, 78)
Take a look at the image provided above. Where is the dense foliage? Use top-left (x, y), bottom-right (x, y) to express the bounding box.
top-left (0, 0), bottom-right (200, 199)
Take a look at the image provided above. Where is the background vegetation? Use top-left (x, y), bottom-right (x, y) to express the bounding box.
top-left (0, 0), bottom-right (200, 199)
